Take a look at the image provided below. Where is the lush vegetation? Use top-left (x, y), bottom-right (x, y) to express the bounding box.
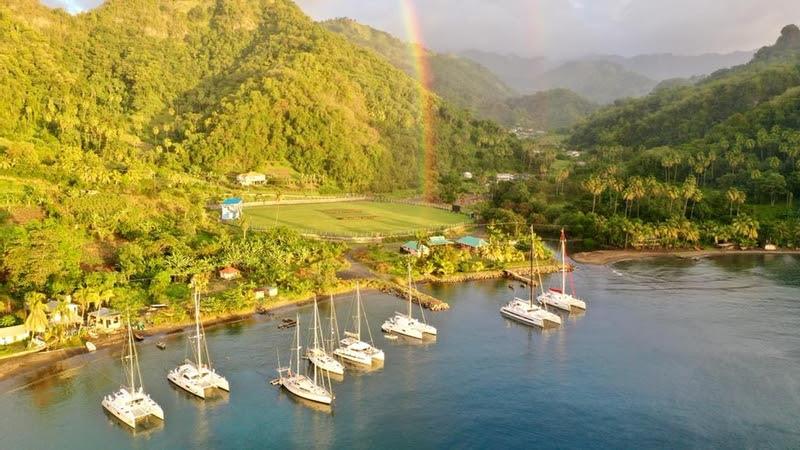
top-left (482, 25), bottom-right (800, 251)
top-left (0, 0), bottom-right (530, 345)
top-left (481, 89), bottom-right (598, 131)
top-left (322, 18), bottom-right (515, 115)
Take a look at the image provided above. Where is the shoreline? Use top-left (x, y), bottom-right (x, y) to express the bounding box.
top-left (0, 264), bottom-right (563, 385)
top-left (572, 248), bottom-right (800, 265)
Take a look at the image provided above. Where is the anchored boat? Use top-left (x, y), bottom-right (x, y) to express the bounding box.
top-left (500, 227), bottom-right (562, 329)
top-left (334, 282), bottom-right (385, 367)
top-left (305, 296), bottom-right (345, 376)
top-left (538, 229), bottom-right (587, 313)
top-left (102, 315), bottom-right (164, 429)
top-left (382, 264), bottom-right (437, 339)
top-left (275, 314), bottom-right (334, 406)
top-left (167, 282), bottom-right (230, 399)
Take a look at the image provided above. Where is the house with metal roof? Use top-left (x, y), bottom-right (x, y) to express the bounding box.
top-left (427, 236), bottom-right (453, 246)
top-left (456, 236), bottom-right (488, 251)
top-left (401, 241), bottom-right (430, 257)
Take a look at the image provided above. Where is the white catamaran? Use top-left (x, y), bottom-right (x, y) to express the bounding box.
top-left (167, 285), bottom-right (230, 399)
top-left (102, 315), bottom-right (164, 429)
top-left (334, 282), bottom-right (385, 367)
top-left (538, 229), bottom-right (587, 313)
top-left (305, 297), bottom-right (345, 376)
top-left (276, 314), bottom-right (335, 405)
top-left (500, 227), bottom-right (562, 328)
top-left (382, 264), bottom-right (437, 339)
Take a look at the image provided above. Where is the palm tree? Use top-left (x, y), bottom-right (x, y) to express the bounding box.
top-left (274, 191), bottom-right (284, 227)
top-left (582, 175), bottom-right (606, 213)
top-left (24, 292), bottom-right (48, 345)
top-left (681, 176), bottom-right (698, 217)
top-left (732, 215), bottom-right (759, 246)
top-left (554, 168), bottom-right (570, 196)
top-left (664, 185), bottom-right (681, 215)
top-left (726, 188), bottom-right (746, 217)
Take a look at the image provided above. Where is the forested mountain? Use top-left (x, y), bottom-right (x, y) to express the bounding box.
top-left (571, 24), bottom-right (800, 149)
top-left (534, 60), bottom-right (657, 104)
top-left (458, 50), bottom-right (555, 93)
top-left (588, 51), bottom-right (754, 81)
top-left (480, 89), bottom-right (598, 131)
top-left (461, 50), bottom-right (753, 104)
top-left (0, 0), bottom-right (521, 194)
top-left (322, 18), bottom-right (515, 114)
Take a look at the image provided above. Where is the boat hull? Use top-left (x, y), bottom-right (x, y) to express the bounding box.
top-left (307, 351), bottom-right (345, 376)
top-left (500, 299), bottom-right (562, 329)
top-left (101, 389), bottom-right (164, 429)
top-left (280, 375), bottom-right (333, 405)
top-left (538, 292), bottom-right (587, 313)
top-left (167, 363), bottom-right (230, 399)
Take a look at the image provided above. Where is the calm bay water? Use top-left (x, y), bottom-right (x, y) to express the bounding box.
top-left (2, 255), bottom-right (800, 449)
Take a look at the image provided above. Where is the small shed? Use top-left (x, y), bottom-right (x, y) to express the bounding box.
top-left (221, 197), bottom-right (243, 221)
top-left (87, 308), bottom-right (122, 333)
top-left (456, 236), bottom-right (488, 251)
top-left (401, 241), bottom-right (430, 257)
top-left (255, 286), bottom-right (279, 299)
top-left (428, 236), bottom-right (453, 247)
top-left (219, 267), bottom-right (241, 281)
top-left (237, 172), bottom-right (267, 186)
top-left (0, 325), bottom-right (28, 346)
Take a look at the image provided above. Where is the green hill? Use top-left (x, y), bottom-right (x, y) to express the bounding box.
top-left (479, 89), bottom-right (598, 131)
top-left (0, 0), bottom-right (520, 194)
top-left (321, 18), bottom-right (515, 114)
top-left (571, 24), bottom-right (800, 150)
top-left (535, 60), bottom-right (657, 104)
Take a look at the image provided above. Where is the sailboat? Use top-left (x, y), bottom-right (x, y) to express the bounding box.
top-left (167, 286), bottom-right (230, 399)
top-left (276, 313), bottom-right (334, 405)
top-left (381, 263), bottom-right (437, 339)
top-left (334, 282), bottom-right (385, 367)
top-left (500, 227), bottom-right (562, 328)
top-left (538, 229), bottom-right (587, 312)
top-left (102, 315), bottom-right (165, 429)
top-left (305, 297), bottom-right (344, 376)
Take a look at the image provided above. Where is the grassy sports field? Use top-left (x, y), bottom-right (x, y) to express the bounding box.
top-left (246, 201), bottom-right (467, 235)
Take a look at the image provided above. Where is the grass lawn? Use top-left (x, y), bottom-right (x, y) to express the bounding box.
top-left (246, 201), bottom-right (468, 236)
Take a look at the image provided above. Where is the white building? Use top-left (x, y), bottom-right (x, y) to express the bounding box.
top-left (236, 172), bottom-right (267, 186)
top-left (496, 173), bottom-right (516, 182)
top-left (0, 325), bottom-right (28, 346)
top-left (45, 300), bottom-right (83, 326)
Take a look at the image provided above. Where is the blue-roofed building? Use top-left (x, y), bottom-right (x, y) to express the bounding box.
top-left (221, 197), bottom-right (243, 221)
top-left (401, 240), bottom-right (430, 257)
top-left (456, 236), bottom-right (488, 252)
top-left (427, 235), bottom-right (453, 247)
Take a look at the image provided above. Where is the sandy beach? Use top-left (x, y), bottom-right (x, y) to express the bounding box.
top-left (572, 248), bottom-right (800, 265)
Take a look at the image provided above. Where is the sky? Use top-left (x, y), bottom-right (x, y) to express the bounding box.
top-left (42, 0), bottom-right (798, 58)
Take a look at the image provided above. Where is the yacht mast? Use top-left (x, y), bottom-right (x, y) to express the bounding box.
top-left (561, 229), bottom-right (567, 295)
top-left (194, 286), bottom-right (202, 369)
top-left (407, 263), bottom-right (413, 318)
top-left (295, 313), bottom-right (300, 375)
top-left (356, 282), bottom-right (362, 340)
top-left (529, 226), bottom-right (535, 307)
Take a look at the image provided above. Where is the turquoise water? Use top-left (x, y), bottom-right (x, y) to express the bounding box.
top-left (2, 255), bottom-right (800, 449)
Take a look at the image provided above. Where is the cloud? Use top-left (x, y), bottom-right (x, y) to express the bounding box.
top-left (296, 0), bottom-right (799, 57)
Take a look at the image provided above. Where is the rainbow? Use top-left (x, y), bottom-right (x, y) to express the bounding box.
top-left (400, 0), bottom-right (437, 200)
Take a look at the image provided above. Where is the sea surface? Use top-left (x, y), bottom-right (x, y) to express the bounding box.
top-left (2, 254), bottom-right (800, 449)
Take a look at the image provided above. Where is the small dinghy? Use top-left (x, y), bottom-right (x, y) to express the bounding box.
top-left (133, 333), bottom-right (145, 342)
top-left (156, 342), bottom-right (166, 350)
top-left (85, 341), bottom-right (97, 352)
